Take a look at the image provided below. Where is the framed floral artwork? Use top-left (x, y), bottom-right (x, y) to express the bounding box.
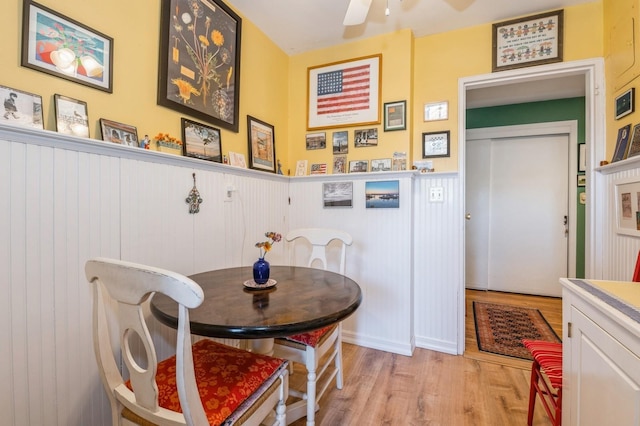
top-left (158, 0), bottom-right (242, 132)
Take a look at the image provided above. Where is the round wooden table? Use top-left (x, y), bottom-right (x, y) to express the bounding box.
top-left (150, 265), bottom-right (362, 339)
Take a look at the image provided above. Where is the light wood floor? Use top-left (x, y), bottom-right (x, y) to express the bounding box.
top-left (289, 289), bottom-right (562, 425)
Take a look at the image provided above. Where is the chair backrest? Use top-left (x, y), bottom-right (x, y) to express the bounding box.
top-left (85, 257), bottom-right (207, 425)
top-left (633, 250), bottom-right (640, 282)
top-left (286, 228), bottom-right (353, 275)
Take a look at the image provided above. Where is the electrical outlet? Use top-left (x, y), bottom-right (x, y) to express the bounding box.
top-left (429, 187), bottom-right (444, 202)
top-left (224, 184), bottom-right (235, 202)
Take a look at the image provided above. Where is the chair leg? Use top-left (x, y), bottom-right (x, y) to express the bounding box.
top-left (527, 361), bottom-right (540, 426)
top-left (306, 366), bottom-right (317, 426)
top-left (553, 389), bottom-right (562, 426)
top-left (335, 339), bottom-right (344, 390)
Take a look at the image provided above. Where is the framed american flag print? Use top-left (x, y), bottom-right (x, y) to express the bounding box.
top-left (307, 54), bottom-right (381, 130)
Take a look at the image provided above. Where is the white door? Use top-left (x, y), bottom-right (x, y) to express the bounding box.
top-left (466, 132), bottom-right (569, 297)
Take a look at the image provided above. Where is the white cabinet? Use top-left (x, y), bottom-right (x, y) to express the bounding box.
top-left (561, 279), bottom-right (640, 426)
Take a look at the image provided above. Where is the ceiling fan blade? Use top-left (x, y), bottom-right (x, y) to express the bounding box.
top-left (343, 0), bottom-right (373, 26)
top-left (444, 0), bottom-right (475, 12)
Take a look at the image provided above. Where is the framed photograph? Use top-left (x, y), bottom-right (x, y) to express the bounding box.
top-left (626, 124), bottom-right (640, 159)
top-left (158, 0), bottom-right (242, 132)
top-left (307, 54), bottom-right (381, 130)
top-left (422, 131), bottom-right (450, 158)
top-left (21, 0), bottom-right (113, 92)
top-left (0, 85), bottom-right (43, 129)
top-left (392, 152), bottom-right (407, 171)
top-left (492, 9), bottom-right (564, 72)
top-left (332, 131), bottom-right (348, 154)
top-left (333, 155), bottom-right (347, 174)
top-left (228, 151), bottom-right (246, 168)
top-left (612, 124), bottom-right (632, 162)
top-left (371, 158), bottom-right (392, 172)
top-left (614, 177), bottom-right (640, 236)
top-left (366, 180), bottom-right (399, 209)
top-left (384, 100), bottom-right (406, 131)
top-left (349, 160), bottom-right (368, 173)
top-left (181, 118), bottom-right (222, 162)
top-left (577, 175), bottom-right (586, 187)
top-left (54, 94), bottom-right (89, 138)
top-left (247, 115), bottom-right (276, 173)
top-left (424, 101), bottom-right (448, 121)
top-left (100, 118), bottom-right (138, 146)
top-left (295, 160), bottom-right (308, 176)
top-left (615, 88), bottom-right (635, 120)
top-left (578, 143), bottom-right (586, 172)
top-left (306, 132), bottom-right (326, 150)
top-left (323, 182), bottom-right (353, 208)
top-left (354, 128), bottom-right (378, 147)
top-left (310, 163), bottom-right (327, 174)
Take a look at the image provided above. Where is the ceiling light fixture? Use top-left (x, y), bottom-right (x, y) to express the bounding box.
top-left (385, 0), bottom-right (390, 16)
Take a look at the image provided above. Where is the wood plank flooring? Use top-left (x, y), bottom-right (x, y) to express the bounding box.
top-left (289, 289), bottom-right (562, 425)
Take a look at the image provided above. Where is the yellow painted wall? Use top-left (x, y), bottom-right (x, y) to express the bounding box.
top-left (1, 0), bottom-right (290, 165)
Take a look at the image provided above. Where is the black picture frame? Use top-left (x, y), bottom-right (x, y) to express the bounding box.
top-left (612, 124), bottom-right (632, 162)
top-left (615, 88), bottom-right (635, 120)
top-left (384, 100), bottom-right (406, 131)
top-left (100, 118), bottom-right (138, 146)
top-left (21, 0), bottom-right (113, 93)
top-left (158, 0), bottom-right (242, 132)
top-left (181, 117), bottom-right (222, 162)
top-left (422, 131), bottom-right (450, 158)
top-left (54, 94), bottom-right (89, 138)
top-left (247, 115), bottom-right (276, 173)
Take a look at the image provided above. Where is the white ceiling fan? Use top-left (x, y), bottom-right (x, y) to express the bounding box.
top-left (343, 0), bottom-right (475, 26)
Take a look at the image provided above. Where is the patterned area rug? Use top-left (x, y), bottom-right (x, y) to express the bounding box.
top-left (473, 301), bottom-right (561, 360)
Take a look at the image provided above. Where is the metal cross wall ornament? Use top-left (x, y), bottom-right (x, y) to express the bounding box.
top-left (186, 173), bottom-right (203, 214)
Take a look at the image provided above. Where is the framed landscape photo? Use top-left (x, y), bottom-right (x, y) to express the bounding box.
top-left (54, 94), bottom-right (89, 138)
top-left (22, 0), bottom-right (113, 92)
top-left (615, 88), bottom-right (634, 120)
top-left (422, 131), bottom-right (450, 158)
top-left (247, 115), bottom-right (276, 173)
top-left (323, 182), bottom-right (353, 208)
top-left (0, 85), bottom-right (43, 129)
top-left (307, 54), bottom-right (381, 130)
top-left (181, 118), bottom-right (222, 162)
top-left (158, 0), bottom-right (242, 132)
top-left (492, 9), bottom-right (564, 72)
top-left (612, 124), bottom-right (632, 162)
top-left (100, 118), bottom-right (138, 146)
top-left (384, 100), bottom-right (406, 131)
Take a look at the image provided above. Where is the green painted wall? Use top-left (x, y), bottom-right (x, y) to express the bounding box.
top-left (466, 97), bottom-right (586, 278)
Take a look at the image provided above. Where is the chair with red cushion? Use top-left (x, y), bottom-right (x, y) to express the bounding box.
top-left (272, 228), bottom-right (353, 426)
top-left (633, 250), bottom-right (640, 282)
top-left (522, 339), bottom-right (563, 426)
top-left (86, 257), bottom-right (289, 426)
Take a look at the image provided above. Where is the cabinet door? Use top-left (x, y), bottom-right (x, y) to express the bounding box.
top-left (569, 306), bottom-right (640, 425)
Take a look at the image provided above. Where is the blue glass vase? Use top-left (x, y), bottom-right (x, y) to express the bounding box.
top-left (253, 257), bottom-right (270, 284)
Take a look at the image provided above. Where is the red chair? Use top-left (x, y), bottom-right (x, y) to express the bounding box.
top-left (523, 339), bottom-right (563, 426)
top-left (633, 250), bottom-right (640, 282)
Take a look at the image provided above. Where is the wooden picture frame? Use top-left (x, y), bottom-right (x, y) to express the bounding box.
top-left (384, 100), bottom-right (406, 131)
top-left (247, 115), bottom-right (276, 173)
top-left (492, 9), bottom-right (564, 72)
top-left (54, 94), bottom-right (89, 138)
top-left (615, 88), bottom-right (635, 120)
top-left (158, 0), bottom-right (242, 132)
top-left (181, 118), bottom-right (222, 162)
top-left (323, 182), bottom-right (353, 208)
top-left (100, 118), bottom-right (138, 146)
top-left (0, 84), bottom-right (44, 130)
top-left (21, 0), bottom-right (113, 92)
top-left (422, 131), bottom-right (450, 158)
top-left (612, 124), bottom-right (632, 162)
top-left (307, 54), bottom-right (381, 130)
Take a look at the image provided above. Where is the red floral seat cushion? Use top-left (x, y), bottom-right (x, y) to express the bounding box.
top-left (125, 339), bottom-right (286, 425)
top-left (283, 325), bottom-right (335, 348)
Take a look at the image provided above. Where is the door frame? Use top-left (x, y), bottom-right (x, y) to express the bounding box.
top-left (456, 58), bottom-right (606, 353)
top-left (466, 122), bottom-right (578, 289)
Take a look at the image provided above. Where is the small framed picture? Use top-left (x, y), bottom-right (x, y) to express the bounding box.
top-left (306, 132), bottom-right (326, 150)
top-left (615, 88), bottom-right (635, 120)
top-left (181, 118), bottom-right (222, 162)
top-left (310, 163), bottom-right (327, 174)
top-left (354, 128), bottom-right (378, 147)
top-left (371, 158), bottom-right (392, 172)
top-left (0, 84), bottom-right (43, 129)
top-left (228, 151), bottom-right (247, 168)
top-left (333, 155), bottom-right (347, 174)
top-left (578, 143), bottom-right (586, 172)
top-left (422, 131), bottom-right (450, 158)
top-left (627, 123), bottom-right (640, 159)
top-left (577, 175), bottom-right (586, 187)
top-left (349, 160), bottom-right (368, 173)
top-left (323, 182), bottom-right (353, 208)
top-left (424, 101), bottom-right (448, 121)
top-left (99, 118), bottom-right (138, 146)
top-left (332, 131), bottom-right (348, 154)
top-left (612, 124), bottom-right (632, 162)
top-left (384, 100), bottom-right (406, 131)
top-left (247, 115), bottom-right (276, 173)
top-left (295, 160), bottom-right (308, 176)
top-left (366, 180), bottom-right (400, 209)
top-left (54, 94), bottom-right (89, 138)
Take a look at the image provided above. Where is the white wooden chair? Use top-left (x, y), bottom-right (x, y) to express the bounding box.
top-left (272, 228), bottom-right (353, 426)
top-left (86, 257), bottom-right (288, 426)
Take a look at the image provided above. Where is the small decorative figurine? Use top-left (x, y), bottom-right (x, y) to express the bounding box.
top-left (140, 134), bottom-right (150, 149)
top-left (277, 159), bottom-right (283, 175)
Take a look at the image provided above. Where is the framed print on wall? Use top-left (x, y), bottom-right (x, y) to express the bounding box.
top-left (422, 131), bottom-right (450, 158)
top-left (612, 124), bottom-right (632, 162)
top-left (54, 94), bottom-right (89, 138)
top-left (615, 88), bottom-right (634, 120)
top-left (247, 115), bottom-right (276, 173)
top-left (384, 100), bottom-right (406, 131)
top-left (306, 132), bottom-right (326, 150)
top-left (158, 0), bottom-right (242, 132)
top-left (615, 177), bottom-right (640, 236)
top-left (21, 0), bottom-right (113, 92)
top-left (323, 182), bottom-right (353, 208)
top-left (332, 131), bottom-right (348, 154)
top-left (0, 85), bottom-right (44, 129)
top-left (181, 118), bottom-right (222, 162)
top-left (307, 54), bottom-right (381, 130)
top-left (100, 118), bottom-right (138, 146)
top-left (492, 9), bottom-right (564, 72)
